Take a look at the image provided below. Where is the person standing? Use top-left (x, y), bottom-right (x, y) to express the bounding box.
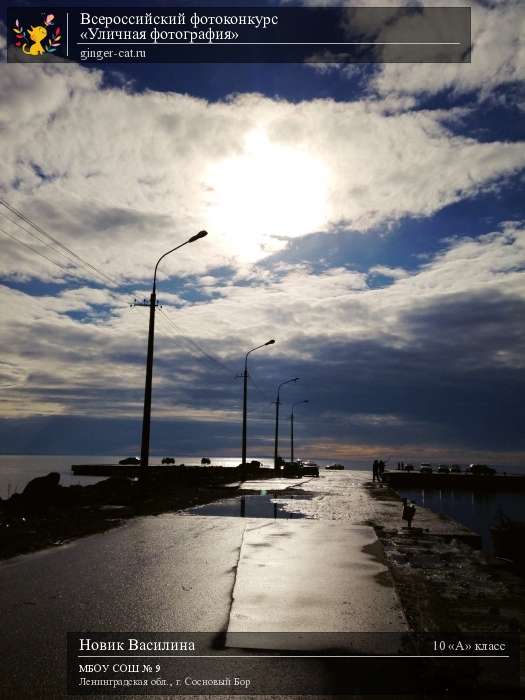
top-left (402, 498), bottom-right (416, 528)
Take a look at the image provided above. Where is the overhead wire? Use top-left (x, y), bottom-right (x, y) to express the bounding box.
top-left (0, 209), bottom-right (82, 271)
top-left (0, 224), bottom-right (75, 276)
top-left (1, 198), bottom-right (277, 412)
top-left (157, 307), bottom-right (238, 379)
top-left (159, 308), bottom-right (276, 406)
top-left (0, 198), bottom-right (115, 287)
top-left (157, 309), bottom-right (273, 413)
top-left (247, 370), bottom-right (275, 406)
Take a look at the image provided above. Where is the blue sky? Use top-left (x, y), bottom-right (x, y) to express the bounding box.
top-left (0, 1), bottom-right (524, 464)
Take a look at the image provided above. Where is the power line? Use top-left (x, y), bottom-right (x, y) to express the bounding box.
top-left (157, 308), bottom-right (238, 378)
top-left (0, 198), bottom-right (115, 287)
top-left (0, 210), bottom-right (83, 271)
top-left (0, 224), bottom-right (75, 276)
top-left (156, 311), bottom-right (273, 418)
top-left (160, 308), bottom-right (275, 403)
top-left (247, 369), bottom-right (275, 406)
top-left (0, 198), bottom-right (114, 284)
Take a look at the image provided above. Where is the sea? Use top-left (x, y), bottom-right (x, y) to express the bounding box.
top-left (1, 455), bottom-right (524, 553)
top-left (0, 454), bottom-right (372, 497)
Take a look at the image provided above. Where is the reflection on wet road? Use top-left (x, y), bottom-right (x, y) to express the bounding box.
top-left (186, 493), bottom-right (311, 519)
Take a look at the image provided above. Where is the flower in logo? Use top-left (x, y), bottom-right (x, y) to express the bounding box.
top-left (12, 14), bottom-right (62, 56)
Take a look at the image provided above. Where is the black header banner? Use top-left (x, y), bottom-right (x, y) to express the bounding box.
top-left (7, 6), bottom-right (471, 64)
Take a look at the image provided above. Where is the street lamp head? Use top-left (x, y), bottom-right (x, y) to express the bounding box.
top-left (188, 230), bottom-right (208, 243)
top-left (265, 339), bottom-right (276, 345)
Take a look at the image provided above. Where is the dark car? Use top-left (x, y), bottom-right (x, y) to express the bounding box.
top-left (420, 464), bottom-right (433, 474)
top-left (162, 457), bottom-right (175, 465)
top-left (466, 464), bottom-right (496, 476)
top-left (237, 460), bottom-right (263, 476)
top-left (118, 456), bottom-right (140, 465)
top-left (301, 465), bottom-right (319, 477)
top-left (283, 462), bottom-right (302, 478)
top-left (326, 464), bottom-right (344, 470)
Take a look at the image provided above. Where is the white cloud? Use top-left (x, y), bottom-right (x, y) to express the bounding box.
top-left (1, 221), bottom-right (524, 418)
top-left (297, 1), bottom-right (524, 104)
top-left (369, 266), bottom-right (410, 280)
top-left (371, 1), bottom-right (524, 99)
top-left (0, 58), bottom-right (524, 282)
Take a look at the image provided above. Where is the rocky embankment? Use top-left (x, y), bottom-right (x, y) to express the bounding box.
top-left (0, 468), bottom-right (247, 559)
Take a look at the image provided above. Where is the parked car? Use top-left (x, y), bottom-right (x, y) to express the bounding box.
top-left (450, 464), bottom-right (462, 473)
top-left (118, 456), bottom-right (140, 465)
top-left (420, 464), bottom-right (433, 474)
top-left (301, 464), bottom-right (319, 477)
top-left (201, 457), bottom-right (211, 465)
top-left (238, 460), bottom-right (262, 475)
top-left (326, 464), bottom-right (344, 470)
top-left (283, 462), bottom-right (302, 478)
top-left (162, 457), bottom-right (175, 465)
top-left (437, 465), bottom-right (450, 474)
top-left (466, 464), bottom-right (496, 476)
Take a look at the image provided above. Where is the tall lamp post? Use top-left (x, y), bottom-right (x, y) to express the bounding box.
top-left (140, 231), bottom-right (208, 468)
top-left (291, 400), bottom-right (309, 465)
top-left (274, 377), bottom-right (299, 471)
top-left (241, 340), bottom-right (275, 466)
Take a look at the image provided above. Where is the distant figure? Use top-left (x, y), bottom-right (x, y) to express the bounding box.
top-left (402, 498), bottom-right (416, 528)
top-left (378, 460), bottom-right (385, 481)
top-left (372, 460), bottom-right (379, 482)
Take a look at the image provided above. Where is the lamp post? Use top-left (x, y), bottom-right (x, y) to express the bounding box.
top-left (241, 339), bottom-right (275, 466)
top-left (291, 400), bottom-right (309, 465)
top-left (140, 230), bottom-right (208, 468)
top-left (273, 377), bottom-right (299, 472)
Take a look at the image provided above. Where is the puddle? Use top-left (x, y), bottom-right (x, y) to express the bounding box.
top-left (185, 493), bottom-right (310, 519)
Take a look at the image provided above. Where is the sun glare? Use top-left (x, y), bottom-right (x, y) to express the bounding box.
top-left (205, 129), bottom-right (330, 261)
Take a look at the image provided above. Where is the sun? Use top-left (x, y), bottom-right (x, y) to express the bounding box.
top-left (204, 129), bottom-right (330, 262)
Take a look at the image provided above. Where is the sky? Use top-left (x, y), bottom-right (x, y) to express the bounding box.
top-left (0, 0), bottom-right (524, 464)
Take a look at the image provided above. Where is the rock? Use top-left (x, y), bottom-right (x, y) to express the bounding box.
top-left (82, 477), bottom-right (135, 505)
top-left (22, 472), bottom-right (61, 503)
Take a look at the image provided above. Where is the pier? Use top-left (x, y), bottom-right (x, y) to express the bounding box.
top-left (382, 470), bottom-right (525, 491)
top-left (2, 468), bottom-right (525, 696)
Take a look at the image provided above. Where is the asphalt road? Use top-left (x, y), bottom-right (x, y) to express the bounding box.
top-left (1, 502), bottom-right (407, 697)
top-left (0, 515), bottom-right (245, 697)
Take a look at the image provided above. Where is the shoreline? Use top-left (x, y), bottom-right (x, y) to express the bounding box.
top-left (0, 467), bottom-right (260, 560)
top-left (2, 469), bottom-right (525, 640)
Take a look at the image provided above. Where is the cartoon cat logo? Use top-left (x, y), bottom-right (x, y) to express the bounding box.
top-left (23, 25), bottom-right (48, 56)
top-left (12, 14), bottom-right (62, 56)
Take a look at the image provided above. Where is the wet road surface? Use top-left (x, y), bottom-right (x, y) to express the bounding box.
top-left (0, 515), bottom-right (245, 697)
top-left (0, 472), bottom-right (413, 698)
